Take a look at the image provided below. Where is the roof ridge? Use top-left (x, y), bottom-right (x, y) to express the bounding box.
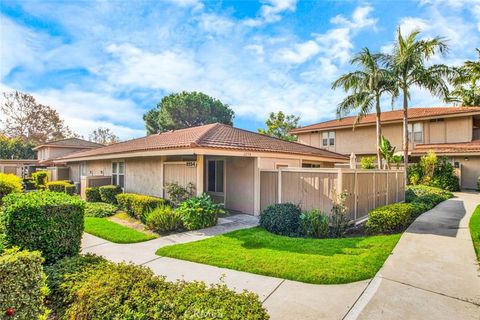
top-left (191, 123), bottom-right (221, 146)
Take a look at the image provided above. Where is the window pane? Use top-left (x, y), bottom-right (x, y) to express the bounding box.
top-left (329, 132), bottom-right (335, 146)
top-left (112, 162), bottom-right (117, 174)
top-left (119, 162), bottom-right (125, 174)
top-left (112, 175), bottom-right (117, 185)
top-left (414, 132), bottom-right (423, 142)
top-left (414, 123), bottom-right (422, 133)
top-left (208, 161), bottom-right (216, 192)
top-left (119, 175), bottom-right (125, 188)
top-left (408, 124), bottom-right (413, 133)
top-left (216, 161), bottom-right (224, 193)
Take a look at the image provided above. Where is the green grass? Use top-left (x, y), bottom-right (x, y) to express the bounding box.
top-left (156, 227), bottom-right (401, 284)
top-left (84, 217), bottom-right (157, 243)
top-left (469, 205), bottom-right (480, 262)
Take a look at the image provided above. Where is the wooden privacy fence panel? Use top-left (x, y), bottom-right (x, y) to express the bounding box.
top-left (259, 168), bottom-right (405, 222)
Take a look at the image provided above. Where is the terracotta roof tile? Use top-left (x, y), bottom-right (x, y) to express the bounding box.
top-left (290, 107), bottom-right (480, 133)
top-left (58, 123), bottom-right (347, 161)
top-left (33, 138), bottom-right (104, 150)
top-left (412, 139), bottom-right (480, 155)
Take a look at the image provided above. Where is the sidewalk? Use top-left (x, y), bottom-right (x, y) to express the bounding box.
top-left (346, 192), bottom-right (480, 320)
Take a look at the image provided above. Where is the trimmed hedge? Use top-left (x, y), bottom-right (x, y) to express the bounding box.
top-left (85, 187), bottom-right (101, 202)
top-left (85, 202), bottom-right (118, 217)
top-left (366, 203), bottom-right (413, 234)
top-left (99, 185), bottom-right (122, 204)
top-left (405, 185), bottom-right (453, 203)
top-left (0, 172), bottom-right (23, 203)
top-left (2, 191), bottom-right (85, 263)
top-left (32, 171), bottom-right (49, 188)
top-left (177, 193), bottom-right (223, 230)
top-left (116, 193), bottom-right (166, 223)
top-left (46, 180), bottom-right (76, 195)
top-left (0, 248), bottom-right (49, 320)
top-left (46, 257), bottom-right (268, 320)
top-left (260, 203), bottom-right (301, 236)
top-left (146, 205), bottom-right (183, 233)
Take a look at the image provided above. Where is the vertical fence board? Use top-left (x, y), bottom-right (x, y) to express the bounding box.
top-left (260, 171), bottom-right (278, 211)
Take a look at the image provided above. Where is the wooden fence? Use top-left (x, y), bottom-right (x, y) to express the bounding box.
top-left (260, 168), bottom-right (405, 222)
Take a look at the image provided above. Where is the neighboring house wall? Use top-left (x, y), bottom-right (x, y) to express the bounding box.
top-left (225, 157), bottom-right (255, 214)
top-left (451, 156), bottom-right (480, 190)
top-left (38, 146), bottom-right (90, 161)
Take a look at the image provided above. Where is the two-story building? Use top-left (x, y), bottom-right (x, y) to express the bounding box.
top-left (291, 107), bottom-right (480, 190)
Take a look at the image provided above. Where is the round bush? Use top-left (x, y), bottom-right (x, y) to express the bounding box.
top-left (99, 185), bottom-right (123, 204)
top-left (146, 205), bottom-right (183, 233)
top-left (2, 190), bottom-right (85, 263)
top-left (177, 193), bottom-right (223, 230)
top-left (0, 173), bottom-right (23, 203)
top-left (365, 203), bottom-right (413, 235)
top-left (85, 202), bottom-right (118, 217)
top-left (260, 203), bottom-right (301, 236)
top-left (85, 187), bottom-right (101, 202)
top-left (46, 180), bottom-right (76, 195)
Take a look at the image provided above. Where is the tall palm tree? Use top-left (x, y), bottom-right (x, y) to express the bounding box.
top-left (383, 28), bottom-right (449, 182)
top-left (447, 48), bottom-right (480, 106)
top-left (332, 48), bottom-right (397, 169)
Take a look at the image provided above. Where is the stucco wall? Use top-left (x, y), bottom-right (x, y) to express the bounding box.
top-left (42, 146), bottom-right (90, 160)
top-left (257, 157), bottom-right (301, 169)
top-left (86, 160), bottom-right (112, 176)
top-left (445, 117), bottom-right (472, 143)
top-left (452, 156), bottom-right (480, 190)
top-left (125, 157), bottom-right (164, 197)
top-left (225, 157), bottom-right (255, 214)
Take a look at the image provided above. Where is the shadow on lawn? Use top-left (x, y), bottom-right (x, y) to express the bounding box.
top-left (222, 228), bottom-right (373, 257)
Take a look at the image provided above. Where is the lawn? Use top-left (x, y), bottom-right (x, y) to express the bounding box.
top-left (469, 205), bottom-right (480, 262)
top-left (84, 217), bottom-right (157, 243)
top-left (156, 227), bottom-right (401, 284)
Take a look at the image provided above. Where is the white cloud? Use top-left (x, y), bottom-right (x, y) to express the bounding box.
top-left (244, 0), bottom-right (297, 26)
top-left (331, 5), bottom-right (377, 30)
top-left (276, 40), bottom-right (321, 64)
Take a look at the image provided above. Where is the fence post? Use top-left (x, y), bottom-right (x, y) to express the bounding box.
top-left (354, 170), bottom-right (358, 220)
top-left (386, 172), bottom-right (389, 204)
top-left (337, 168), bottom-right (343, 195)
top-left (373, 171), bottom-right (376, 209)
top-left (277, 169), bottom-right (282, 203)
top-left (395, 171), bottom-right (399, 202)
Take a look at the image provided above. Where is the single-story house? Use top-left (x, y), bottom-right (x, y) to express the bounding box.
top-left (56, 123), bottom-right (348, 215)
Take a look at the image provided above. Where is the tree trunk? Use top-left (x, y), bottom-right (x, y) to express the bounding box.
top-left (375, 95), bottom-right (382, 169)
top-left (402, 88), bottom-right (409, 184)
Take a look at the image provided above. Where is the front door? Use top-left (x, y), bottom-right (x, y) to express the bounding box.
top-left (206, 158), bottom-right (225, 203)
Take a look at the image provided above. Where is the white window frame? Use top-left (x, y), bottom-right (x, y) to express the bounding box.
top-left (111, 161), bottom-right (125, 188)
top-left (408, 123), bottom-right (423, 143)
top-left (329, 131), bottom-right (335, 146)
top-left (322, 132), bottom-right (328, 146)
top-left (206, 159), bottom-right (225, 195)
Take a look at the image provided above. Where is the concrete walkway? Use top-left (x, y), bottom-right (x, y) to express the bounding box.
top-left (346, 192), bottom-right (480, 320)
top-left (82, 214), bottom-right (367, 320)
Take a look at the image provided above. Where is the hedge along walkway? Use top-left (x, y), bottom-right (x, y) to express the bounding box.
top-left (82, 214), bottom-right (370, 320)
top-left (347, 192), bottom-right (480, 320)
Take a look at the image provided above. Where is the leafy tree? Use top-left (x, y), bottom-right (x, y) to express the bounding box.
top-left (89, 127), bottom-right (120, 145)
top-left (1, 91), bottom-right (78, 144)
top-left (258, 111), bottom-right (300, 142)
top-left (0, 135), bottom-right (35, 159)
top-left (143, 91), bottom-right (234, 134)
top-left (447, 48), bottom-right (480, 106)
top-left (332, 48), bottom-right (397, 168)
top-left (383, 28), bottom-right (449, 182)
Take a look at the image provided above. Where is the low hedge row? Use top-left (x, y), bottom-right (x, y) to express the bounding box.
top-left (0, 248), bottom-right (49, 320)
top-left (85, 187), bottom-right (101, 202)
top-left (2, 190), bottom-right (85, 263)
top-left (99, 185), bottom-right (123, 204)
top-left (366, 185), bottom-right (453, 234)
top-left (116, 193), bottom-right (166, 223)
top-left (46, 180), bottom-right (76, 195)
top-left (45, 255), bottom-right (268, 319)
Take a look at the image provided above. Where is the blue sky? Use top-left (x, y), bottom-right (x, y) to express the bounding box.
top-left (1, 0), bottom-right (479, 140)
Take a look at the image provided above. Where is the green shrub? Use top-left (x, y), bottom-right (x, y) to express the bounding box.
top-left (407, 153), bottom-right (459, 191)
top-left (429, 157), bottom-right (460, 191)
top-left (2, 191), bottom-right (85, 263)
top-left (116, 193), bottom-right (165, 223)
top-left (146, 205), bottom-right (183, 233)
top-left (0, 248), bottom-right (49, 320)
top-left (99, 185), bottom-right (122, 204)
top-left (405, 185), bottom-right (453, 203)
top-left (85, 187), bottom-right (101, 202)
top-left (23, 177), bottom-right (36, 190)
top-left (59, 262), bottom-right (268, 320)
top-left (177, 193), bottom-right (223, 231)
top-left (366, 203), bottom-right (413, 234)
top-left (299, 209), bottom-right (329, 238)
top-left (360, 156), bottom-right (376, 169)
top-left (260, 203), bottom-right (301, 236)
top-left (45, 254), bottom-right (107, 318)
top-left (84, 202), bottom-right (118, 217)
top-left (165, 182), bottom-right (196, 207)
top-left (32, 171), bottom-right (49, 188)
top-left (46, 180), bottom-right (76, 195)
top-left (0, 173), bottom-right (23, 203)
top-left (329, 191), bottom-right (349, 238)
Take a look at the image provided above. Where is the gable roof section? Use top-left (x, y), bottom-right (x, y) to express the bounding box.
top-left (290, 107), bottom-right (480, 134)
top-left (58, 123), bottom-right (347, 161)
top-left (33, 138), bottom-right (104, 150)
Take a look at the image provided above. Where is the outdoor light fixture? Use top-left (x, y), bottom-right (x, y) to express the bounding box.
top-left (464, 157), bottom-right (469, 161)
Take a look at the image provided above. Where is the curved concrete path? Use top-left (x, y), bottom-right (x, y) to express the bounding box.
top-left (346, 192), bottom-right (480, 320)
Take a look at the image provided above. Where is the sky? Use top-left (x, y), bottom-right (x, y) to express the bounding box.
top-left (1, 0), bottom-right (479, 140)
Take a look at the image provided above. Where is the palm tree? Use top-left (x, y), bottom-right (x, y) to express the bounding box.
top-left (332, 48), bottom-right (397, 169)
top-left (447, 48), bottom-right (480, 106)
top-left (383, 27), bottom-right (450, 182)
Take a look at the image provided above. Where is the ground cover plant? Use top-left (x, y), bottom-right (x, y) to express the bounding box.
top-left (84, 217), bottom-right (157, 243)
top-left (157, 227), bottom-right (400, 284)
top-left (84, 202), bottom-right (118, 217)
top-left (469, 205), bottom-right (480, 262)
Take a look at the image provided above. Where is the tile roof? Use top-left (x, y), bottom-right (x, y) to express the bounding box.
top-left (412, 139), bottom-right (480, 155)
top-left (33, 138), bottom-right (104, 150)
top-left (58, 123), bottom-right (347, 161)
top-left (290, 107), bottom-right (480, 134)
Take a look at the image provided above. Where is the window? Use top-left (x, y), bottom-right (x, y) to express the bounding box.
top-left (80, 161), bottom-right (87, 177)
top-left (112, 161), bottom-right (125, 188)
top-left (207, 160), bottom-right (224, 193)
top-left (408, 123), bottom-right (423, 143)
top-left (329, 131), bottom-right (335, 146)
top-left (302, 163), bottom-right (321, 168)
top-left (322, 132), bottom-right (328, 146)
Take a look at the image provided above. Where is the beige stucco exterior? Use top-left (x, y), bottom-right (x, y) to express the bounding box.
top-left (451, 156), bottom-right (480, 190)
